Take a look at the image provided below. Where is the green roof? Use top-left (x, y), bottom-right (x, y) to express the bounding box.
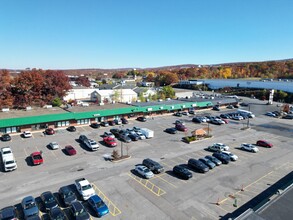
top-left (0, 101), bottom-right (213, 128)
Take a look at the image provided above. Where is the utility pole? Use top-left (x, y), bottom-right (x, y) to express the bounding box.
top-left (247, 104), bottom-right (251, 128)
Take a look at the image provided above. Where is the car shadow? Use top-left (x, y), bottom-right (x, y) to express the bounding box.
top-left (130, 169), bottom-right (143, 179)
top-left (165, 170), bottom-right (188, 180)
top-left (98, 140), bottom-right (111, 148)
top-left (46, 145), bottom-right (52, 150)
top-left (61, 148), bottom-right (70, 156)
top-left (78, 142), bottom-right (92, 152)
top-left (14, 203), bottom-right (24, 219)
top-left (82, 201), bottom-right (97, 217)
top-left (25, 156), bottom-right (34, 166)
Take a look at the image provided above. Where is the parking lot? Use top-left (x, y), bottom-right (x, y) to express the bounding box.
top-left (0, 97), bottom-right (292, 219)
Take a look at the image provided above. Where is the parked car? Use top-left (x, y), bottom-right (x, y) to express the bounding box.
top-left (188, 110), bottom-right (195, 115)
top-left (173, 112), bottom-right (183, 117)
top-left (175, 124), bottom-right (187, 132)
top-left (172, 165), bottom-right (192, 180)
top-left (103, 132), bottom-right (115, 139)
top-left (136, 131), bottom-right (146, 139)
top-left (0, 206), bottom-right (17, 220)
top-left (108, 120), bottom-right (116, 126)
top-left (65, 145), bottom-right (77, 155)
top-left (164, 128), bottom-right (177, 134)
top-left (119, 133), bottom-right (132, 143)
top-left (212, 105), bottom-right (220, 111)
top-left (21, 196), bottom-right (39, 219)
top-left (30, 152), bottom-right (43, 165)
top-left (67, 126), bottom-right (76, 132)
top-left (231, 115), bottom-right (243, 120)
top-left (182, 111), bottom-right (189, 116)
top-left (175, 120), bottom-right (185, 125)
top-left (103, 137), bottom-right (117, 147)
top-left (23, 131), bottom-right (32, 138)
top-left (240, 102), bottom-right (249, 106)
top-left (192, 117), bottom-right (203, 123)
top-left (256, 140), bottom-right (273, 148)
top-left (59, 185), bottom-right (77, 206)
top-left (49, 142), bottom-right (59, 150)
top-left (1, 133), bottom-right (11, 141)
top-left (121, 117), bottom-right (129, 124)
top-left (199, 158), bottom-right (216, 169)
top-left (188, 159), bottom-right (209, 173)
top-left (88, 195), bottom-right (109, 217)
top-left (210, 118), bottom-right (224, 125)
top-left (282, 114), bottom-right (293, 119)
top-left (45, 128), bottom-right (55, 135)
top-left (100, 121), bottom-right (109, 127)
top-left (113, 119), bottom-right (122, 125)
top-left (207, 143), bottom-right (229, 152)
top-left (220, 114), bottom-right (230, 119)
top-left (226, 105), bottom-right (234, 109)
top-left (221, 151), bottom-right (238, 161)
top-left (90, 123), bottom-right (100, 129)
top-left (40, 191), bottom-right (58, 211)
top-left (137, 116), bottom-right (147, 122)
top-left (241, 143), bottom-right (259, 152)
top-left (70, 201), bottom-right (90, 220)
top-left (49, 207), bottom-right (67, 220)
top-left (142, 158), bottom-right (164, 174)
top-left (134, 165), bottom-right (154, 179)
top-left (205, 155), bottom-right (222, 166)
top-left (127, 131), bottom-right (139, 141)
top-left (212, 152), bottom-right (230, 164)
top-left (110, 128), bottom-right (120, 137)
top-left (265, 112), bottom-right (276, 117)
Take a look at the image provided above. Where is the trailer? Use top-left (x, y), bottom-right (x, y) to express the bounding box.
top-left (140, 128), bottom-right (154, 139)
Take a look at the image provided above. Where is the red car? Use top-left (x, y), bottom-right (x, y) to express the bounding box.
top-left (103, 137), bottom-right (117, 147)
top-left (45, 128), bottom-right (55, 135)
top-left (65, 145), bottom-right (77, 155)
top-left (31, 152), bottom-right (44, 165)
top-left (175, 124), bottom-right (187, 132)
top-left (256, 140), bottom-right (273, 148)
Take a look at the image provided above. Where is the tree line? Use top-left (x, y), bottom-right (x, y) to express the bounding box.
top-left (0, 69), bottom-right (71, 109)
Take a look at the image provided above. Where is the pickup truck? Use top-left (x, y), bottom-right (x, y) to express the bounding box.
top-left (207, 143), bottom-right (229, 152)
top-left (1, 147), bottom-right (17, 171)
top-left (30, 152), bottom-right (44, 165)
top-left (75, 178), bottom-right (96, 200)
top-left (79, 135), bottom-right (99, 151)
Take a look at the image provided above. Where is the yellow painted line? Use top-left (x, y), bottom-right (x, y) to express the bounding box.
top-left (92, 183), bottom-right (121, 217)
top-left (160, 161), bottom-right (173, 168)
top-left (177, 156), bottom-right (188, 162)
top-left (215, 203), bottom-right (230, 212)
top-left (128, 173), bottom-right (166, 196)
top-left (156, 175), bottom-right (177, 188)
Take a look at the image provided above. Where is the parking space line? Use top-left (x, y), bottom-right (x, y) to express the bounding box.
top-left (161, 161), bottom-right (173, 168)
top-left (23, 147), bottom-right (28, 157)
top-left (156, 175), bottom-right (177, 188)
top-left (50, 150), bottom-right (58, 159)
top-left (92, 183), bottom-right (122, 217)
top-left (128, 173), bottom-right (166, 196)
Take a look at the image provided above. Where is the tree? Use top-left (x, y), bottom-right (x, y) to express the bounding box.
top-left (76, 76), bottom-right (91, 87)
top-left (159, 86), bottom-right (175, 99)
top-left (52, 97), bottom-right (62, 107)
top-left (112, 90), bottom-right (120, 102)
top-left (0, 70), bottom-right (14, 108)
top-left (12, 70), bottom-right (44, 107)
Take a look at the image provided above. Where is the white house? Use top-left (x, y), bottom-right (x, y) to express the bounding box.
top-left (133, 87), bottom-right (157, 98)
top-left (91, 89), bottom-right (137, 104)
top-left (64, 88), bottom-right (98, 101)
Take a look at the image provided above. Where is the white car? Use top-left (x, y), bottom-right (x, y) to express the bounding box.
top-left (87, 139), bottom-right (99, 151)
top-left (103, 132), bottom-right (115, 139)
top-left (241, 143), bottom-right (259, 153)
top-left (135, 165), bottom-right (154, 179)
top-left (1, 147), bottom-right (13, 157)
top-left (49, 142), bottom-right (59, 150)
top-left (22, 131), bottom-right (32, 138)
top-left (136, 131), bottom-right (146, 140)
top-left (221, 151), bottom-right (238, 161)
top-left (208, 143), bottom-right (230, 152)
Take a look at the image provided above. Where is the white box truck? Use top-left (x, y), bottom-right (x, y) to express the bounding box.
top-left (140, 128), bottom-right (154, 139)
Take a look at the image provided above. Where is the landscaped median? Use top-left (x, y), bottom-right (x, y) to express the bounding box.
top-left (182, 135), bottom-right (213, 144)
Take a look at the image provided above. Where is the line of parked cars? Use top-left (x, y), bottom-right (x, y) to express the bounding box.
top-left (0, 178), bottom-right (109, 220)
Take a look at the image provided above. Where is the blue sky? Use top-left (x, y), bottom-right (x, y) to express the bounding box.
top-left (0, 0), bottom-right (292, 69)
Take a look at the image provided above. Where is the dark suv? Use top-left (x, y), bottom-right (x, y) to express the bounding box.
top-left (173, 165), bottom-right (192, 180)
top-left (79, 135), bottom-right (88, 143)
top-left (212, 152), bottom-right (230, 164)
top-left (188, 159), bottom-right (209, 173)
top-left (142, 158), bottom-right (164, 174)
top-left (70, 201), bottom-right (90, 220)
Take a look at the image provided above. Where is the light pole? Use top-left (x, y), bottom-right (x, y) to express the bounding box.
top-left (247, 104), bottom-right (251, 128)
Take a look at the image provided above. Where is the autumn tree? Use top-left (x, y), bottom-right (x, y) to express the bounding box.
top-left (0, 70), bottom-right (14, 108)
top-left (155, 71), bottom-right (179, 86)
top-left (76, 76), bottom-right (91, 87)
top-left (12, 70), bottom-right (44, 108)
top-left (42, 70), bottom-right (72, 103)
top-left (158, 86), bottom-right (175, 99)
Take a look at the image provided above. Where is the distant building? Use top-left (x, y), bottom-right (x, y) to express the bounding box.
top-left (179, 80), bottom-right (204, 86)
top-left (133, 87), bottom-right (157, 98)
top-left (91, 89), bottom-right (137, 104)
top-left (64, 88), bottom-right (98, 101)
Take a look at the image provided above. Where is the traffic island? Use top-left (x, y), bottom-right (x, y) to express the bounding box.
top-left (112, 155), bottom-right (131, 163)
top-left (182, 135), bottom-right (213, 144)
